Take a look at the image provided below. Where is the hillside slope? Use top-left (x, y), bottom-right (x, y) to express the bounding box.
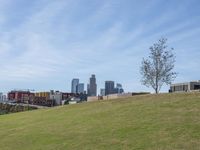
top-left (0, 93), bottom-right (200, 150)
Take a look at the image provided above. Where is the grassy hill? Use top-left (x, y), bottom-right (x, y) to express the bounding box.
top-left (0, 93), bottom-right (200, 150)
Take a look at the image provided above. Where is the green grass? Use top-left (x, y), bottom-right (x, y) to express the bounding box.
top-left (0, 93), bottom-right (200, 150)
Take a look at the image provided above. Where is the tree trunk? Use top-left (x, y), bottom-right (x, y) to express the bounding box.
top-left (155, 88), bottom-right (158, 94)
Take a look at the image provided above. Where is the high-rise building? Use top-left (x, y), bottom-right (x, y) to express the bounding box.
top-left (115, 83), bottom-right (124, 94)
top-left (77, 83), bottom-right (84, 94)
top-left (0, 92), bottom-right (4, 102)
top-left (100, 89), bottom-right (105, 96)
top-left (71, 79), bottom-right (79, 93)
top-left (105, 81), bottom-right (115, 95)
top-left (116, 83), bottom-right (122, 89)
top-left (87, 74), bottom-right (97, 96)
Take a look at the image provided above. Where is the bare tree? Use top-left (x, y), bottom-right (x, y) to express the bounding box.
top-left (140, 38), bottom-right (177, 94)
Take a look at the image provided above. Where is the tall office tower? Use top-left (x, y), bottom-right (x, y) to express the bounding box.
top-left (71, 78), bottom-right (79, 93)
top-left (87, 74), bottom-right (97, 96)
top-left (115, 83), bottom-right (124, 94)
top-left (105, 81), bottom-right (115, 95)
top-left (100, 89), bottom-right (105, 96)
top-left (77, 83), bottom-right (84, 94)
top-left (0, 92), bottom-right (3, 102)
top-left (116, 83), bottom-right (122, 88)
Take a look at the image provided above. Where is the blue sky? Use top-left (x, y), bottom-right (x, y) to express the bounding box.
top-left (0, 0), bottom-right (200, 94)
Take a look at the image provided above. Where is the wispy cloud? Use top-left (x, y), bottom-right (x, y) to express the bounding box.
top-left (0, 0), bottom-right (200, 93)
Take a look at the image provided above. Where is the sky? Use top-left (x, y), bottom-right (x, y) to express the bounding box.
top-left (0, 0), bottom-right (200, 94)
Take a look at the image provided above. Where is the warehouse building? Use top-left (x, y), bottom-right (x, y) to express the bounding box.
top-left (170, 81), bottom-right (200, 92)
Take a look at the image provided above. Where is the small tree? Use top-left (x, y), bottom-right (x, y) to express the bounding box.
top-left (140, 38), bottom-right (177, 94)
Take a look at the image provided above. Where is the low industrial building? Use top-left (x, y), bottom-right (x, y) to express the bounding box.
top-left (87, 92), bottom-right (148, 102)
top-left (30, 97), bottom-right (55, 107)
top-left (6, 90), bottom-right (87, 107)
top-left (34, 92), bottom-right (50, 99)
top-left (8, 90), bottom-right (34, 103)
top-left (50, 91), bottom-right (62, 105)
top-left (170, 81), bottom-right (200, 92)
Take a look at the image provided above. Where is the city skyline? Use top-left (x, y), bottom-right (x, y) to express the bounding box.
top-left (70, 75), bottom-right (125, 96)
top-left (0, 0), bottom-right (200, 93)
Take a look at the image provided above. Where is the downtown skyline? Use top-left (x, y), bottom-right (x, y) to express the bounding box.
top-left (0, 0), bottom-right (200, 93)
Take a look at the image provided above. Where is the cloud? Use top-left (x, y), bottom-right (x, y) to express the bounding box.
top-left (0, 0), bottom-right (200, 93)
top-left (0, 1), bottom-right (72, 81)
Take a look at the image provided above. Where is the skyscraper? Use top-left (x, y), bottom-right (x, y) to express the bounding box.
top-left (100, 89), bottom-right (105, 96)
top-left (0, 92), bottom-right (4, 102)
top-left (71, 78), bottom-right (79, 93)
top-left (87, 74), bottom-right (97, 96)
top-left (77, 83), bottom-right (84, 94)
top-left (105, 81), bottom-right (115, 95)
top-left (115, 83), bottom-right (124, 94)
